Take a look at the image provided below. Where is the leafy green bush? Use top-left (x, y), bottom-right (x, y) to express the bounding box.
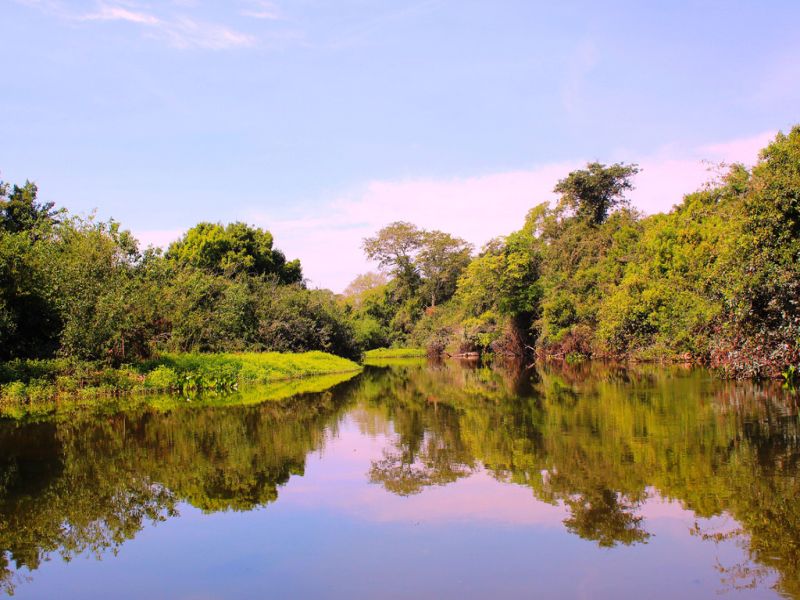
top-left (144, 366), bottom-right (179, 390)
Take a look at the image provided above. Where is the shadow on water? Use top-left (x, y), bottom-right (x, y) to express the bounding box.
top-left (1, 360), bottom-right (799, 596)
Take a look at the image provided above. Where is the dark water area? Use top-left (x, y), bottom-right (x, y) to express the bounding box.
top-left (1, 359), bottom-right (799, 599)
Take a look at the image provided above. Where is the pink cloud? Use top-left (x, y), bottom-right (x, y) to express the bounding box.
top-left (698, 130), bottom-right (775, 164)
top-left (132, 228), bottom-right (184, 249)
top-left (254, 163), bottom-right (575, 290)
top-left (631, 129), bottom-right (774, 214)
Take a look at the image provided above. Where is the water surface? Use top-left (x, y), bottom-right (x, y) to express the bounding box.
top-left (1, 360), bottom-right (798, 598)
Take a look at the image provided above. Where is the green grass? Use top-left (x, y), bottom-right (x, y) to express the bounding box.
top-left (363, 347), bottom-right (427, 359)
top-left (0, 351), bottom-right (361, 411)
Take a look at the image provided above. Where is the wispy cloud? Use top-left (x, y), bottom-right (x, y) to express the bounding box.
top-left (240, 0), bottom-right (281, 20)
top-left (16, 0), bottom-right (257, 49)
top-left (156, 16), bottom-right (255, 50)
top-left (79, 4), bottom-right (159, 25)
top-left (633, 129), bottom-right (775, 214)
top-left (327, 0), bottom-right (443, 49)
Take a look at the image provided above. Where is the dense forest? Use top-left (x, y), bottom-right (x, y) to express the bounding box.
top-left (1, 126), bottom-right (798, 379)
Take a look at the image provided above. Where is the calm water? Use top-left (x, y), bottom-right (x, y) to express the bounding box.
top-left (1, 360), bottom-right (799, 599)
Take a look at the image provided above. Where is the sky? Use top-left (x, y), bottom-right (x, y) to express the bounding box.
top-left (1, 0), bottom-right (798, 291)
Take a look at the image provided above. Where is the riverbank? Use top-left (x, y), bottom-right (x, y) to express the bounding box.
top-left (0, 351), bottom-right (362, 407)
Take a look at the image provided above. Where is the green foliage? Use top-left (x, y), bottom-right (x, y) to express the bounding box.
top-left (144, 366), bottom-right (179, 391)
top-left (362, 221), bottom-right (424, 298)
top-left (350, 314), bottom-right (390, 350)
top-left (165, 221), bottom-right (302, 283)
top-left (342, 272), bottom-right (388, 309)
top-left (783, 365), bottom-right (798, 388)
top-left (0, 182), bottom-right (63, 359)
top-left (0, 177), bottom-right (367, 369)
top-left (553, 161), bottom-right (640, 225)
top-left (0, 180), bottom-right (61, 235)
top-left (416, 230), bottom-right (473, 307)
top-left (595, 172), bottom-right (743, 358)
top-left (361, 222), bottom-right (473, 310)
top-left (359, 131), bottom-right (798, 377)
top-left (710, 127), bottom-right (800, 377)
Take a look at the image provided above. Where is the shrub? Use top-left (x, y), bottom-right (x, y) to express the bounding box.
top-left (145, 366), bottom-right (179, 390)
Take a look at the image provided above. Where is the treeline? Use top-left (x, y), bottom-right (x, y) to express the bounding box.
top-left (3, 127), bottom-right (797, 378)
top-left (0, 186), bottom-right (362, 362)
top-left (342, 126), bottom-right (800, 378)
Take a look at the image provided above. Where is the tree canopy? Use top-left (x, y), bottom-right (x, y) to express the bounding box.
top-left (554, 162), bottom-right (640, 225)
top-left (166, 221), bottom-right (302, 284)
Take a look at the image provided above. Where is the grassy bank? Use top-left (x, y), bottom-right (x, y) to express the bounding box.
top-left (0, 351), bottom-right (361, 407)
top-left (363, 348), bottom-right (427, 359)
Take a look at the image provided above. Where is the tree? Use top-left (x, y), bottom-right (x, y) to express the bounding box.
top-left (342, 272), bottom-right (388, 309)
top-left (362, 221), bottom-right (424, 296)
top-left (166, 222), bottom-right (302, 284)
top-left (554, 162), bottom-right (640, 225)
top-left (417, 231), bottom-right (472, 307)
top-left (0, 180), bottom-right (63, 359)
top-left (0, 180), bottom-right (61, 236)
top-left (49, 217), bottom-right (155, 361)
top-left (711, 127), bottom-right (800, 376)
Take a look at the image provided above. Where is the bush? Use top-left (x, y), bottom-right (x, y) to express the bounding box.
top-left (144, 366), bottom-right (179, 390)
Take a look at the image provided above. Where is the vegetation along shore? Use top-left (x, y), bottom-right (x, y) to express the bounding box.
top-left (1, 126), bottom-right (798, 405)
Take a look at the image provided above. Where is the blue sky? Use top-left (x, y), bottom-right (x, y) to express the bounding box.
top-left (2, 0), bottom-right (798, 290)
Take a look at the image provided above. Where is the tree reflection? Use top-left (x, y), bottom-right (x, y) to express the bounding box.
top-left (563, 488), bottom-right (650, 547)
top-left (0, 381), bottom-right (356, 594)
top-left (361, 360), bottom-right (800, 593)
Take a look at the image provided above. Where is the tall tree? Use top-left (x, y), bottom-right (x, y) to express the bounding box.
top-left (362, 221), bottom-right (424, 296)
top-left (0, 180), bottom-right (61, 236)
top-left (417, 231), bottom-right (472, 307)
top-left (0, 180), bottom-right (63, 359)
top-left (554, 162), bottom-right (640, 225)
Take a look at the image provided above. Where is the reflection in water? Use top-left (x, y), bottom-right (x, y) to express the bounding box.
top-left (351, 361), bottom-right (800, 595)
top-left (0, 382), bottom-right (357, 595)
top-left (0, 361), bottom-right (798, 597)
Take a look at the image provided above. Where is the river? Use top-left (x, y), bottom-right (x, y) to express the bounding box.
top-left (1, 359), bottom-right (798, 599)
